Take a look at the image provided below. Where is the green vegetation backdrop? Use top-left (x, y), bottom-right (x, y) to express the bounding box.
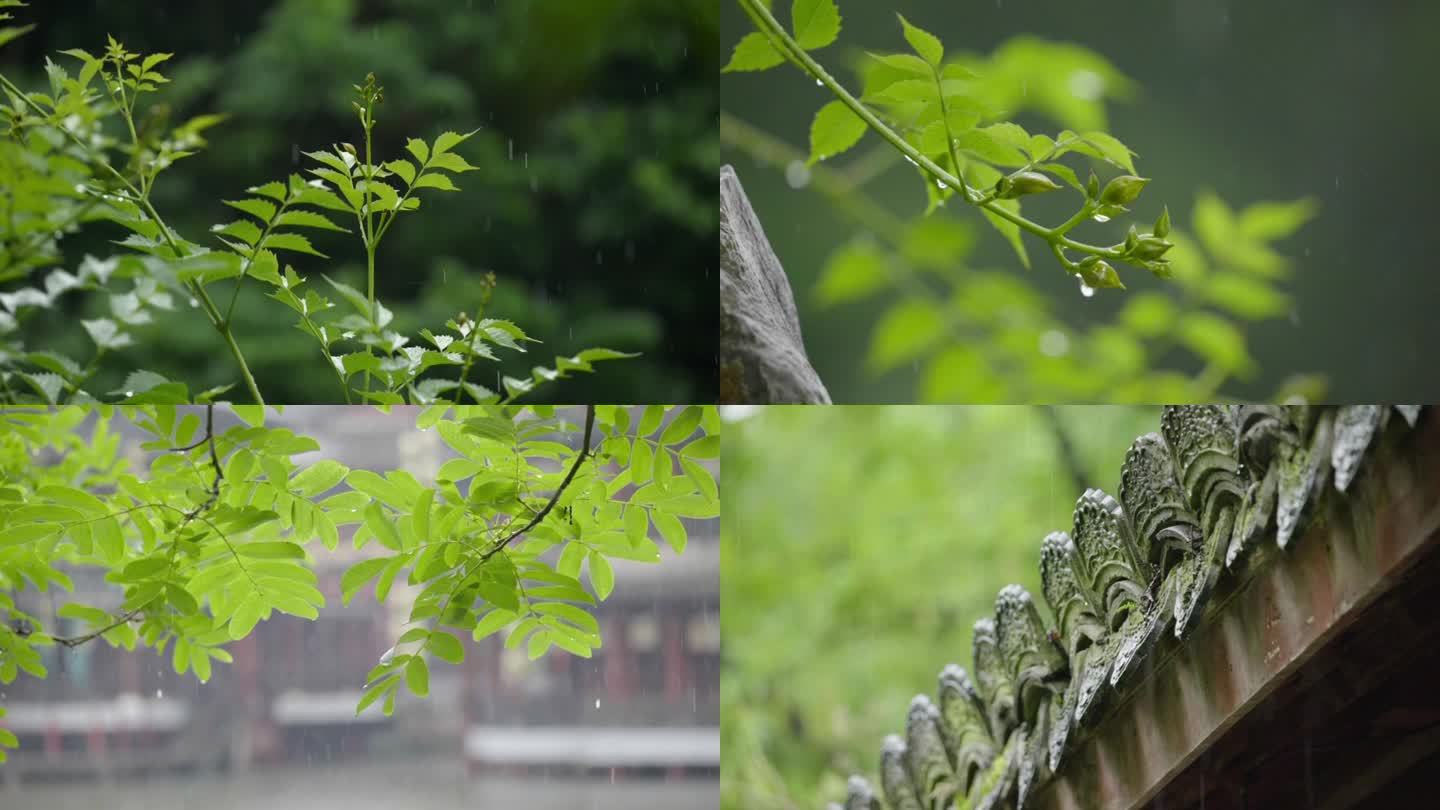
top-left (720, 405), bottom-right (1159, 809)
top-left (722, 0), bottom-right (1440, 403)
top-left (2, 0), bottom-right (718, 402)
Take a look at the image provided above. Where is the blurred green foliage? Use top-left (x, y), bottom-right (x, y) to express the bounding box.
top-left (720, 404), bottom-right (1159, 808)
top-left (1, 0), bottom-right (717, 402)
top-left (722, 1), bottom-right (1330, 404)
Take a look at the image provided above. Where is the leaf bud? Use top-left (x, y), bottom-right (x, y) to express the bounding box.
top-left (1153, 205), bottom-right (1171, 238)
top-left (1099, 174), bottom-right (1150, 206)
top-left (995, 171), bottom-right (1063, 199)
top-left (1130, 235), bottom-right (1174, 261)
top-left (1078, 258), bottom-right (1124, 290)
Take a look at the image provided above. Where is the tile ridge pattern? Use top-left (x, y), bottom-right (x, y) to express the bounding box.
top-left (830, 404), bottom-right (1426, 810)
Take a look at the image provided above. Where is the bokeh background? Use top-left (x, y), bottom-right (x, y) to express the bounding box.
top-left (720, 404), bottom-right (1159, 809)
top-left (722, 0), bottom-right (1440, 403)
top-left (2, 0), bottom-right (718, 403)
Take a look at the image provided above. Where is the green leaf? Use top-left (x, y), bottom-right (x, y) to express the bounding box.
top-left (1238, 198), bottom-right (1318, 241)
top-left (232, 405), bottom-right (266, 427)
top-left (652, 511), bottom-right (688, 554)
top-left (236, 541), bottom-right (305, 560)
top-left (223, 198), bottom-right (277, 223)
top-left (228, 594), bottom-right (263, 640)
top-left (471, 609), bottom-right (517, 641)
top-left (1119, 292), bottom-right (1177, 338)
top-left (290, 460), bottom-right (348, 496)
top-left (630, 438), bottom-right (654, 484)
top-left (955, 127), bottom-right (1029, 167)
top-left (341, 557), bottom-right (390, 605)
top-left (867, 51), bottom-right (933, 76)
top-left (1080, 131), bottom-right (1136, 173)
top-left (405, 656), bottom-right (429, 697)
top-left (412, 488), bottom-right (433, 545)
top-left (680, 456), bottom-right (719, 503)
top-left (588, 551), bottom-right (614, 600)
top-left (660, 406), bottom-right (703, 445)
top-left (533, 602), bottom-right (600, 637)
top-left (793, 0), bottom-right (841, 51)
top-left (526, 630), bottom-right (552, 660)
top-left (817, 238), bottom-right (887, 305)
top-left (247, 181), bottom-right (287, 201)
top-left (681, 435), bottom-right (720, 459)
top-left (1204, 273), bottom-right (1289, 320)
top-left (275, 210), bottom-right (348, 232)
top-left (262, 232), bottom-right (327, 258)
top-left (722, 32), bottom-right (784, 73)
top-left (1179, 312), bottom-right (1253, 374)
top-left (365, 502), bottom-right (404, 551)
top-left (405, 138), bottom-right (429, 165)
top-left (638, 405), bottom-right (665, 437)
top-left (413, 174), bottom-right (459, 192)
top-left (429, 152), bottom-right (479, 173)
top-left (82, 318), bottom-right (132, 350)
top-left (624, 505), bottom-right (649, 545)
top-left (432, 129), bottom-right (477, 156)
top-left (808, 100), bottom-right (867, 165)
top-left (383, 160), bottom-right (416, 186)
top-left (868, 298), bottom-right (944, 372)
top-left (57, 603), bottom-right (111, 625)
top-left (897, 13), bottom-right (943, 66)
top-left (428, 631), bottom-right (464, 664)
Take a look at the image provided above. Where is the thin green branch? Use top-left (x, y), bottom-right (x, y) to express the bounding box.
top-left (737, 0), bottom-right (1127, 266)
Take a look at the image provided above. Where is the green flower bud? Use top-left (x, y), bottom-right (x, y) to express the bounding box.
top-left (1123, 225), bottom-right (1139, 253)
top-left (1078, 258), bottom-right (1124, 290)
top-left (1099, 175), bottom-right (1150, 206)
top-left (1153, 205), bottom-right (1171, 238)
top-left (995, 171), bottom-right (1063, 199)
top-left (1086, 170), bottom-right (1100, 200)
top-left (1130, 235), bottom-right (1174, 261)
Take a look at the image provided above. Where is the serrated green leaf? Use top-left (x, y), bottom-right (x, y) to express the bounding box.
top-left (723, 31), bottom-right (784, 73)
top-left (808, 100), bottom-right (867, 165)
top-left (793, 0), bottom-right (841, 50)
top-left (897, 13), bottom-right (943, 66)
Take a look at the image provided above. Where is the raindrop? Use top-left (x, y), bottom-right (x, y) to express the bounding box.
top-left (508, 139), bottom-right (514, 161)
top-left (155, 688), bottom-right (163, 698)
top-left (1091, 213), bottom-right (1111, 223)
top-left (784, 160), bottom-right (811, 190)
top-left (1079, 281), bottom-right (1095, 298)
top-left (1039, 330), bottom-right (1070, 357)
top-left (814, 78), bottom-right (822, 87)
top-left (594, 698), bottom-right (601, 709)
top-left (936, 179), bottom-right (947, 190)
top-left (291, 144), bottom-right (299, 165)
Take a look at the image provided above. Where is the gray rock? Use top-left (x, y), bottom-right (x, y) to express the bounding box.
top-left (719, 165), bottom-right (831, 404)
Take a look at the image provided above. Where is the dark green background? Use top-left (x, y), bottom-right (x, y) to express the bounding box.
top-left (722, 1), bottom-right (1440, 402)
top-left (4, 0), bottom-right (719, 403)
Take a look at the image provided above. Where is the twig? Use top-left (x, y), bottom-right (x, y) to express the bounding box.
top-left (477, 404), bottom-right (596, 564)
top-left (49, 404), bottom-right (223, 649)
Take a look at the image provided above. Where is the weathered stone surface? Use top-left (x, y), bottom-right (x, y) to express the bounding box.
top-left (836, 405), bottom-right (1429, 810)
top-left (937, 664), bottom-right (996, 794)
top-left (719, 165), bottom-right (831, 404)
top-left (905, 695), bottom-right (958, 810)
